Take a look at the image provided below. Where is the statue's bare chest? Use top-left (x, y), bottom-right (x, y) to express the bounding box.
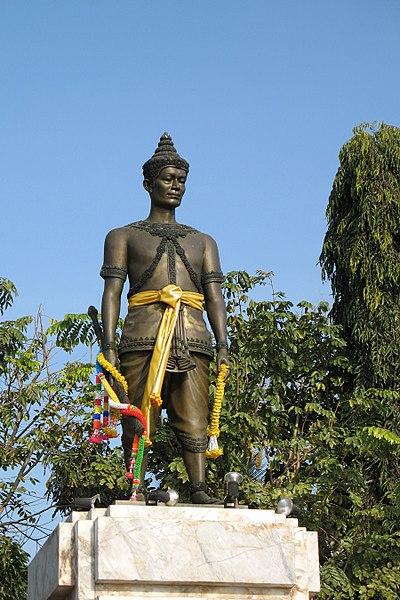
top-left (125, 221), bottom-right (205, 294)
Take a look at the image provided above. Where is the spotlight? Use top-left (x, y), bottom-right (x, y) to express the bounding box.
top-left (72, 494), bottom-right (101, 511)
top-left (224, 472), bottom-right (243, 508)
top-left (276, 498), bottom-right (299, 517)
top-left (146, 489), bottom-right (179, 506)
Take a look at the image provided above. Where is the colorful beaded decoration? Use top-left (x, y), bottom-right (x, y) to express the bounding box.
top-left (89, 355), bottom-right (147, 499)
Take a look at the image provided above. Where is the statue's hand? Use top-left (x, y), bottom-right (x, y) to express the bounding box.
top-left (217, 348), bottom-right (231, 378)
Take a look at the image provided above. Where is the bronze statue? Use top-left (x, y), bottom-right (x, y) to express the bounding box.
top-left (100, 133), bottom-right (230, 503)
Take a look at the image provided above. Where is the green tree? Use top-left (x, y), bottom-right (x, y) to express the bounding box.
top-left (0, 536), bottom-right (28, 600)
top-left (0, 279), bottom-right (128, 598)
top-left (319, 124), bottom-right (400, 599)
top-left (320, 122), bottom-right (400, 388)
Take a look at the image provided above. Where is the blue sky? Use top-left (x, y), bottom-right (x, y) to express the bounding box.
top-left (2, 1), bottom-right (400, 320)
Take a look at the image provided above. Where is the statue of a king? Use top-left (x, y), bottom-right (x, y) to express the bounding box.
top-left (100, 133), bottom-right (230, 503)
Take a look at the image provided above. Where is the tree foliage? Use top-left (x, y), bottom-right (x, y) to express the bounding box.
top-left (319, 123), bottom-right (400, 598)
top-left (320, 122), bottom-right (400, 388)
top-left (0, 536), bottom-right (28, 600)
top-left (0, 279), bottom-right (127, 597)
top-left (3, 123), bottom-right (400, 600)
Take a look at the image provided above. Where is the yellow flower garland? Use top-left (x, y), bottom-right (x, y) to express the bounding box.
top-left (97, 352), bottom-right (129, 395)
top-left (96, 353), bottom-right (131, 436)
top-left (206, 363), bottom-right (229, 459)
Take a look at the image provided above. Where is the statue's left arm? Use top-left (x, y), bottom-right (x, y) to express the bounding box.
top-left (202, 235), bottom-right (230, 371)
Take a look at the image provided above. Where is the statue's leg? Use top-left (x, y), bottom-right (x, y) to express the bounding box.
top-left (181, 448), bottom-right (205, 483)
top-left (167, 354), bottom-right (221, 504)
top-left (119, 351), bottom-right (161, 480)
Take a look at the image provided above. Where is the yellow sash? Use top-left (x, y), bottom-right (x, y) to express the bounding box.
top-left (128, 285), bottom-right (204, 444)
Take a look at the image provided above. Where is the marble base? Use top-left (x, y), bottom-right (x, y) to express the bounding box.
top-left (28, 503), bottom-right (320, 600)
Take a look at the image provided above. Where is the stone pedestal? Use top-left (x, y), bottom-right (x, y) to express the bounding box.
top-left (28, 502), bottom-right (320, 600)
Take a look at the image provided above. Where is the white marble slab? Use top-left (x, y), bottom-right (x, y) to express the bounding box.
top-left (72, 520), bottom-right (96, 600)
top-left (95, 513), bottom-right (296, 585)
top-left (306, 531), bottom-right (320, 594)
top-left (28, 522), bottom-right (74, 600)
top-left (66, 507), bottom-right (107, 523)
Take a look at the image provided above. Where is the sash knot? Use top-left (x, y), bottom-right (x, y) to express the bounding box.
top-left (157, 285), bottom-right (183, 307)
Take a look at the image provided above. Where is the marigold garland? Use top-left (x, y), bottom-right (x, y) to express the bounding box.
top-left (206, 363), bottom-right (229, 459)
top-left (150, 392), bottom-right (163, 407)
top-left (97, 352), bottom-right (128, 395)
top-left (102, 424), bottom-right (119, 438)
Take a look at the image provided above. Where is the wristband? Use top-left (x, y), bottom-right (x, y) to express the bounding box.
top-left (103, 342), bottom-right (117, 351)
top-left (216, 341), bottom-right (229, 351)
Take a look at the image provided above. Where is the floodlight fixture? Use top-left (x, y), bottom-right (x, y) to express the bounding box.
top-left (224, 472), bottom-right (243, 508)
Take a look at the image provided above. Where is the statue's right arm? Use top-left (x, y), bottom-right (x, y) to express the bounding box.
top-left (100, 228), bottom-right (128, 366)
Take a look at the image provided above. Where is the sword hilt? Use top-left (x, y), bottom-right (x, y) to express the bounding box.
top-left (88, 305), bottom-right (104, 350)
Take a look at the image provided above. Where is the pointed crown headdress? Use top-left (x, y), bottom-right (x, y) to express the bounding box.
top-left (142, 133), bottom-right (189, 182)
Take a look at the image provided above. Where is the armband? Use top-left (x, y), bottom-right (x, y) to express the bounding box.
top-left (100, 265), bottom-right (127, 281)
top-left (201, 270), bottom-right (224, 286)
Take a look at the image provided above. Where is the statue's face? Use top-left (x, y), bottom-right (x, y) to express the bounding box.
top-left (145, 166), bottom-right (187, 209)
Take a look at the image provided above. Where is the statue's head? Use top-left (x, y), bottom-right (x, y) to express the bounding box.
top-left (143, 133), bottom-right (189, 209)
top-left (142, 133), bottom-right (189, 184)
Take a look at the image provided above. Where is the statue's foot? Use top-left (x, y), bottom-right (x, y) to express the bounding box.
top-left (190, 482), bottom-right (223, 505)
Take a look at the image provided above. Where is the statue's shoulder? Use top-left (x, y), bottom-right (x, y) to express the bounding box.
top-left (104, 225), bottom-right (130, 243)
top-left (200, 231), bottom-right (220, 249)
